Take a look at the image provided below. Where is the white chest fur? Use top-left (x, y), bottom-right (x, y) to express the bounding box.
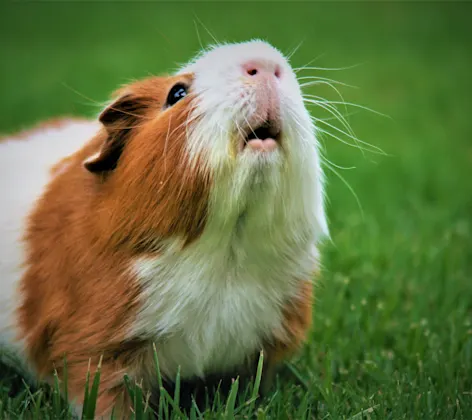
top-left (132, 162), bottom-right (321, 380)
top-left (133, 243), bottom-right (316, 381)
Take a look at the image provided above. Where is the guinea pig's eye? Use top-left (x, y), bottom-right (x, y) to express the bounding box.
top-left (166, 84), bottom-right (187, 106)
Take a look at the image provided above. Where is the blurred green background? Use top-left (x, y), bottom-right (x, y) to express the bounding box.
top-left (1, 1), bottom-right (471, 418)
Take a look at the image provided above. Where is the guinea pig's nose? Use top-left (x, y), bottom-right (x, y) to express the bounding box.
top-left (242, 60), bottom-right (282, 80)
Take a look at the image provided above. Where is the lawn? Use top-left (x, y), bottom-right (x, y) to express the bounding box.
top-left (1, 1), bottom-right (471, 419)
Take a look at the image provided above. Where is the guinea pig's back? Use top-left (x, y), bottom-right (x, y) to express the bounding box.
top-left (0, 118), bottom-right (98, 350)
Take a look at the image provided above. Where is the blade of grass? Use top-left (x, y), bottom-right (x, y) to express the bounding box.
top-left (174, 366), bottom-right (180, 409)
top-left (284, 362), bottom-right (309, 391)
top-left (143, 391), bottom-right (151, 420)
top-left (211, 379), bottom-right (223, 412)
top-left (82, 355), bottom-right (102, 420)
top-left (189, 402), bottom-right (197, 420)
top-left (81, 359), bottom-right (91, 418)
top-left (224, 377), bottom-right (239, 419)
top-left (52, 368), bottom-right (62, 417)
top-left (21, 379), bottom-right (38, 412)
top-left (34, 389), bottom-right (43, 419)
top-left (133, 380), bottom-right (144, 420)
top-left (248, 351), bottom-right (264, 413)
top-left (191, 398), bottom-right (203, 418)
top-left (123, 374), bottom-right (135, 403)
top-left (152, 343), bottom-right (163, 391)
top-left (159, 386), bottom-right (183, 417)
top-left (158, 395), bottom-right (164, 420)
top-left (63, 356), bottom-right (69, 419)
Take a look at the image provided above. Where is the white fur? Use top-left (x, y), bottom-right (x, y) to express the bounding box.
top-left (133, 41), bottom-right (328, 381)
top-left (0, 120), bottom-right (99, 363)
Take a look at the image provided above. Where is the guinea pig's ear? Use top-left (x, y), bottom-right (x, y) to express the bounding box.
top-left (84, 92), bottom-right (146, 174)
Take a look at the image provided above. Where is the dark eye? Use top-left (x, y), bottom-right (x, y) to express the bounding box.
top-left (166, 84), bottom-right (187, 106)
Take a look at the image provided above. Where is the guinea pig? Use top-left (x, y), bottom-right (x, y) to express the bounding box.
top-left (0, 40), bottom-right (328, 417)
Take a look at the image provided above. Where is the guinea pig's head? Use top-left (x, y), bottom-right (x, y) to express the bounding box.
top-left (179, 41), bottom-right (314, 169)
top-left (85, 40), bottom-right (327, 251)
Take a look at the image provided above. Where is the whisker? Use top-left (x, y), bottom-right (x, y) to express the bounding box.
top-left (305, 93), bottom-right (389, 120)
top-left (294, 63), bottom-right (364, 72)
top-left (242, 115), bottom-right (256, 138)
top-left (303, 96), bottom-right (356, 137)
top-left (106, 108), bottom-right (155, 121)
top-left (294, 53), bottom-right (326, 74)
top-left (163, 102), bottom-right (203, 141)
top-left (285, 40), bottom-right (305, 61)
top-left (298, 76), bottom-right (358, 90)
top-left (194, 15), bottom-right (219, 45)
top-left (234, 119), bottom-right (245, 143)
top-left (316, 111), bottom-right (360, 122)
top-left (303, 93), bottom-right (353, 139)
top-left (193, 19), bottom-right (205, 51)
top-left (61, 82), bottom-right (106, 110)
top-left (163, 115), bottom-right (172, 174)
top-left (183, 97), bottom-right (204, 139)
top-left (315, 116), bottom-right (386, 155)
top-left (315, 125), bottom-right (383, 155)
top-left (109, 122), bottom-right (151, 131)
top-left (320, 155), bottom-right (356, 170)
top-left (303, 97), bottom-right (361, 155)
top-left (312, 99), bottom-right (390, 119)
top-left (300, 80), bottom-right (348, 105)
top-left (324, 160), bottom-right (364, 219)
top-left (304, 95), bottom-right (390, 157)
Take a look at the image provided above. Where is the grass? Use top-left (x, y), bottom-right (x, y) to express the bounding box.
top-left (1, 1), bottom-right (471, 418)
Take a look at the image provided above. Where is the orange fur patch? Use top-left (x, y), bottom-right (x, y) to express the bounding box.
top-left (267, 279), bottom-right (314, 364)
top-left (17, 75), bottom-right (212, 416)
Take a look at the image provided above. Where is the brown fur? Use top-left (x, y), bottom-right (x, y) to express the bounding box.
top-left (17, 74), bottom-right (212, 417)
top-left (267, 280), bottom-right (314, 363)
top-left (257, 279), bottom-right (314, 395)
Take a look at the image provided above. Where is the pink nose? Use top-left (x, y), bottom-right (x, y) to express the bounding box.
top-left (242, 60), bottom-right (282, 80)
top-left (240, 60), bottom-right (282, 132)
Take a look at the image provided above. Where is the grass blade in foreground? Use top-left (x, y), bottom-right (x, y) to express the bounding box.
top-left (81, 356), bottom-right (102, 420)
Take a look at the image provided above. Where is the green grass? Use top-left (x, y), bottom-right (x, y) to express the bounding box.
top-left (1, 1), bottom-right (471, 418)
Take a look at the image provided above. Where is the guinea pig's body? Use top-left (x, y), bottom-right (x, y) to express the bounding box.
top-left (0, 40), bottom-right (328, 417)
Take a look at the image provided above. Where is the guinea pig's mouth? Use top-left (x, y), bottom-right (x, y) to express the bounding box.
top-left (241, 121), bottom-right (281, 153)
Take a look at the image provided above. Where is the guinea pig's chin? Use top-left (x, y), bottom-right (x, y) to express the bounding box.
top-left (218, 134), bottom-right (283, 166)
top-left (235, 145), bottom-right (283, 169)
